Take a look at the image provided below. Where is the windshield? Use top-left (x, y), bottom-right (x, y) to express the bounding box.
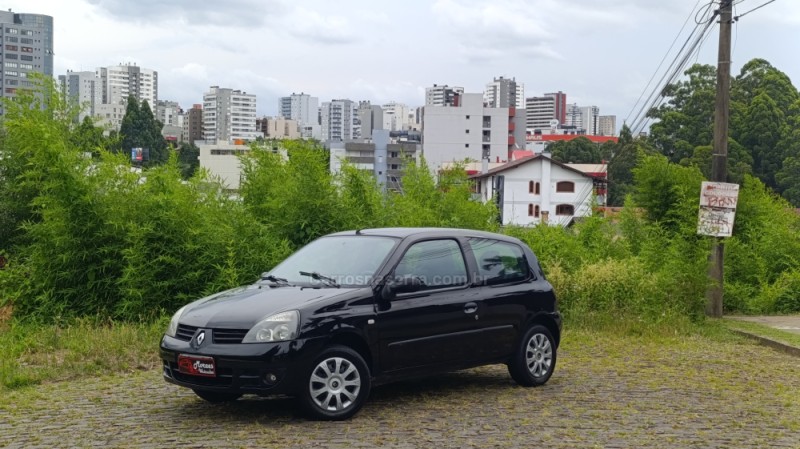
top-left (268, 236), bottom-right (397, 287)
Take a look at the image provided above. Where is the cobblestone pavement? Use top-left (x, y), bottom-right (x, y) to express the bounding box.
top-left (2, 332), bottom-right (800, 449)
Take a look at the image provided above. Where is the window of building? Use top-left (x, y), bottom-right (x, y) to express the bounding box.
top-left (5, 45), bottom-right (18, 51)
top-left (6, 37), bottom-right (17, 43)
top-left (528, 181), bottom-right (534, 193)
top-left (556, 181), bottom-right (575, 193)
top-left (4, 71), bottom-right (17, 77)
top-left (468, 238), bottom-right (529, 286)
top-left (528, 204), bottom-right (534, 216)
top-left (465, 129), bottom-right (470, 133)
top-left (20, 38), bottom-right (32, 44)
top-left (5, 88), bottom-right (16, 94)
top-left (534, 205), bottom-right (540, 218)
top-left (20, 55), bottom-right (32, 61)
top-left (5, 54), bottom-right (16, 59)
top-left (535, 182), bottom-right (541, 195)
top-left (21, 30), bottom-right (33, 36)
top-left (4, 62), bottom-right (17, 68)
top-left (21, 46), bottom-right (33, 53)
top-left (465, 144), bottom-right (469, 148)
top-left (6, 28), bottom-right (18, 34)
top-left (555, 204), bottom-right (575, 216)
top-left (466, 115), bottom-right (470, 119)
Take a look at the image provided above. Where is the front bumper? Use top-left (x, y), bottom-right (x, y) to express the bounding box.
top-left (160, 334), bottom-right (324, 396)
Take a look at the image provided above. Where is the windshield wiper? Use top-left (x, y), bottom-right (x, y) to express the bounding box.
top-left (299, 271), bottom-right (340, 288)
top-left (260, 273), bottom-right (291, 286)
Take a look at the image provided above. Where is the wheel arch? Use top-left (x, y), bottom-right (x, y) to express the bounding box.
top-left (526, 314), bottom-right (561, 348)
top-left (326, 332), bottom-right (374, 373)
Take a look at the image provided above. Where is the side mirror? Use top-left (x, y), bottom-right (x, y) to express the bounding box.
top-left (381, 275), bottom-right (425, 302)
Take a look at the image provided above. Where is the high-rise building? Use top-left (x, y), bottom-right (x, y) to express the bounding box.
top-left (525, 92), bottom-right (567, 131)
top-left (425, 84), bottom-right (465, 107)
top-left (382, 101), bottom-right (411, 131)
top-left (278, 93), bottom-right (319, 126)
top-left (422, 93), bottom-right (527, 172)
top-left (156, 100), bottom-right (182, 127)
top-left (321, 99), bottom-right (357, 142)
top-left (97, 64), bottom-right (158, 108)
top-left (203, 86), bottom-right (262, 142)
top-left (598, 115), bottom-right (617, 136)
top-left (0, 9), bottom-right (54, 113)
top-left (357, 101), bottom-right (383, 139)
top-left (182, 104), bottom-right (204, 144)
top-left (58, 71), bottom-right (101, 122)
top-left (256, 116), bottom-right (299, 139)
top-left (484, 76), bottom-right (524, 109)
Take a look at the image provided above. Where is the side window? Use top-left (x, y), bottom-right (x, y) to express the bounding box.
top-left (468, 238), bottom-right (529, 285)
top-left (394, 240), bottom-right (468, 290)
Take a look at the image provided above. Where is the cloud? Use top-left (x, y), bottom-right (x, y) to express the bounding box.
top-left (431, 0), bottom-right (641, 62)
top-left (286, 8), bottom-right (360, 45)
top-left (85, 0), bottom-right (290, 27)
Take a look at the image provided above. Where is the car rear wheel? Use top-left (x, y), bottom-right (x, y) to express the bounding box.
top-left (192, 389), bottom-right (241, 403)
top-left (508, 325), bottom-right (556, 387)
top-left (299, 345), bottom-right (371, 421)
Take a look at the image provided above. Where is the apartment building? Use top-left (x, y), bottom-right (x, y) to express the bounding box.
top-left (0, 9), bottom-right (54, 114)
top-left (203, 86), bottom-right (262, 142)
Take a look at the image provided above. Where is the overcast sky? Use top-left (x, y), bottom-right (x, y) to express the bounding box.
top-left (9, 0), bottom-right (800, 125)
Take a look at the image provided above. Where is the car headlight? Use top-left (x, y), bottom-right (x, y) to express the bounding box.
top-left (165, 305), bottom-right (187, 338)
top-left (242, 310), bottom-right (300, 343)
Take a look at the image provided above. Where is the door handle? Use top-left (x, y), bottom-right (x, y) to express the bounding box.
top-left (464, 302), bottom-right (478, 314)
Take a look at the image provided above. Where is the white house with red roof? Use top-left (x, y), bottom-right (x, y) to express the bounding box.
top-left (470, 154), bottom-right (606, 227)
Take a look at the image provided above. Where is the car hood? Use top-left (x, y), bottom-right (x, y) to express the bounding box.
top-left (179, 284), bottom-right (361, 329)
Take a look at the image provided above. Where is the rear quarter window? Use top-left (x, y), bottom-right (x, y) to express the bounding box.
top-left (468, 238), bottom-right (529, 286)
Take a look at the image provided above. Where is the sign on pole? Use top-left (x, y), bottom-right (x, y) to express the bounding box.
top-left (697, 182), bottom-right (739, 237)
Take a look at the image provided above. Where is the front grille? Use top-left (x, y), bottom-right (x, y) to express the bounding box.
top-left (175, 324), bottom-right (198, 341)
top-left (213, 329), bottom-right (249, 344)
top-left (174, 324), bottom-right (248, 344)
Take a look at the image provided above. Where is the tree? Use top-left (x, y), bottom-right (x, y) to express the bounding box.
top-left (776, 156), bottom-right (800, 206)
top-left (70, 116), bottom-right (111, 156)
top-left (647, 64), bottom-right (716, 163)
top-left (177, 142), bottom-right (200, 179)
top-left (549, 137), bottom-right (602, 164)
top-left (739, 92), bottom-right (785, 189)
top-left (118, 96), bottom-right (168, 166)
top-left (607, 125), bottom-right (647, 206)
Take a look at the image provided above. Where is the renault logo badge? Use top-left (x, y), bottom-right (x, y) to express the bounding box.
top-left (196, 331), bottom-right (205, 346)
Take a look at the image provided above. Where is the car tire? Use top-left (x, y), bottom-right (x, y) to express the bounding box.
top-left (299, 345), bottom-right (371, 421)
top-left (192, 389), bottom-right (241, 403)
top-left (508, 325), bottom-right (557, 387)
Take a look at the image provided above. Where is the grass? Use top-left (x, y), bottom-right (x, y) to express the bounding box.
top-left (0, 316), bottom-right (167, 390)
top-left (0, 313), bottom-right (794, 394)
top-left (721, 318), bottom-right (800, 348)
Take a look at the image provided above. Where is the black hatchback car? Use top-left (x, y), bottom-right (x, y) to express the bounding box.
top-left (160, 228), bottom-right (561, 420)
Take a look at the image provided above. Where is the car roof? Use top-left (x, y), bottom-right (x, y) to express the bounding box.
top-left (327, 227), bottom-right (521, 242)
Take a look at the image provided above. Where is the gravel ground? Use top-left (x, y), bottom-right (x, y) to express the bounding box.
top-left (1, 331), bottom-right (799, 449)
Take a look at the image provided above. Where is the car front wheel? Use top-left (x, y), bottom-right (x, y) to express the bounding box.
top-left (299, 345), bottom-right (371, 421)
top-left (508, 325), bottom-right (556, 387)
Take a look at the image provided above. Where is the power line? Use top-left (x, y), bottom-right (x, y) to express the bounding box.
top-left (629, 15), bottom-right (718, 136)
top-left (624, 0), bottom-right (704, 125)
top-left (733, 0), bottom-right (777, 20)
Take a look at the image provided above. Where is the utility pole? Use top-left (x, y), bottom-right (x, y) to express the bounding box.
top-left (706, 0), bottom-right (733, 318)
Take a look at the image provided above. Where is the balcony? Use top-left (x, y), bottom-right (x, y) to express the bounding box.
top-left (508, 121), bottom-right (515, 131)
top-left (508, 107), bottom-right (516, 117)
top-left (508, 136), bottom-right (515, 145)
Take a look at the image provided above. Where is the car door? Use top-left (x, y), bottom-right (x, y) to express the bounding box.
top-left (466, 237), bottom-right (532, 361)
top-left (376, 238), bottom-right (481, 373)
